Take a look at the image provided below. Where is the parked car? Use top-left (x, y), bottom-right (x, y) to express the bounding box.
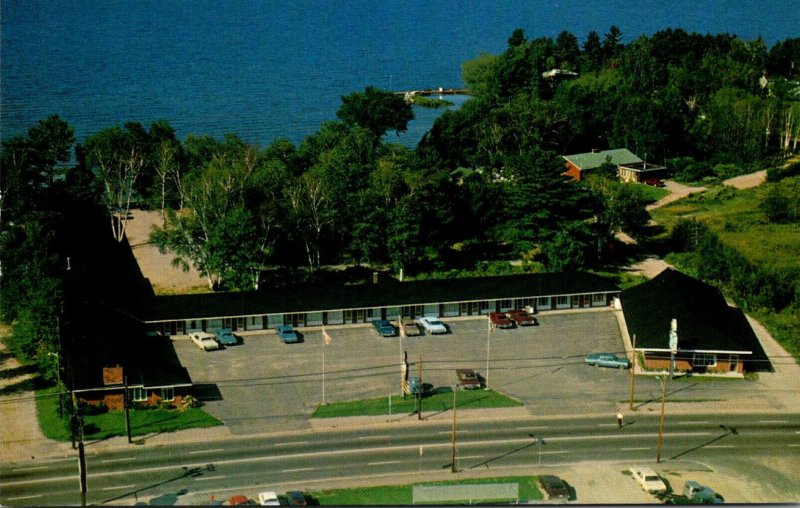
top-left (644, 177), bottom-right (666, 187)
top-left (257, 491), bottom-right (280, 506)
top-left (683, 480), bottom-right (722, 504)
top-left (630, 467), bottom-right (667, 493)
top-left (213, 328), bottom-right (238, 346)
top-left (276, 325), bottom-right (300, 344)
top-left (488, 311), bottom-right (514, 329)
top-left (539, 475), bottom-right (570, 500)
top-left (400, 318), bottom-right (421, 337)
top-left (371, 319), bottom-right (396, 337)
top-left (506, 309), bottom-right (537, 326)
top-left (415, 317), bottom-right (447, 334)
top-left (585, 352), bottom-right (631, 369)
top-left (456, 368), bottom-right (481, 389)
top-left (408, 376), bottom-right (431, 395)
top-left (189, 332), bottom-right (220, 351)
top-left (227, 494), bottom-right (250, 505)
top-left (286, 490), bottom-right (308, 506)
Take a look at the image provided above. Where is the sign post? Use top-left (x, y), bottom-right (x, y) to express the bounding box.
top-left (669, 319), bottom-right (678, 380)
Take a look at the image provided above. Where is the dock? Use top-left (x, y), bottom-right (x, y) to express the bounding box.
top-left (393, 87), bottom-right (470, 97)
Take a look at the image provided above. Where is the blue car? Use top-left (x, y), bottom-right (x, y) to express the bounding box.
top-left (213, 328), bottom-right (238, 346)
top-left (372, 319), bottom-right (396, 337)
top-left (276, 325), bottom-right (300, 343)
top-left (585, 353), bottom-right (630, 369)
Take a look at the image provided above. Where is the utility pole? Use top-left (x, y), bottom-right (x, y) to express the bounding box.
top-left (124, 376), bottom-right (132, 444)
top-left (78, 440), bottom-right (87, 506)
top-left (451, 386), bottom-right (457, 473)
top-left (656, 375), bottom-right (668, 463)
top-left (629, 334), bottom-right (637, 411)
top-left (417, 353), bottom-right (423, 420)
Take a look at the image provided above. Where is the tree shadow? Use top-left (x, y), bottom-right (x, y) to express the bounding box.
top-left (103, 466), bottom-right (203, 505)
top-left (463, 437), bottom-right (539, 470)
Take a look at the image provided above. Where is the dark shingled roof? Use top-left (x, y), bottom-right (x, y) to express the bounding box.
top-left (118, 272), bottom-right (619, 322)
top-left (620, 268), bottom-right (770, 370)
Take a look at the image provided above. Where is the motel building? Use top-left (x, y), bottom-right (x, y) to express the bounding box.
top-left (117, 272), bottom-right (621, 336)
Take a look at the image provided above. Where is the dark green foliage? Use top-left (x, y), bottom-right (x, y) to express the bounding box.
top-left (671, 219), bottom-right (795, 311)
top-left (337, 86), bottom-right (414, 138)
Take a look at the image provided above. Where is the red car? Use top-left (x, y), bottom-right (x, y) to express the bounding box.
top-left (489, 312), bottom-right (514, 328)
top-left (506, 309), bottom-right (537, 326)
top-left (643, 177), bottom-right (666, 187)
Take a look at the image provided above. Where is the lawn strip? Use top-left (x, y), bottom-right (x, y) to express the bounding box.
top-left (311, 389), bottom-right (523, 418)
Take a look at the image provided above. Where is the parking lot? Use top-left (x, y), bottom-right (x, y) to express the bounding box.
top-left (173, 309), bottom-right (644, 434)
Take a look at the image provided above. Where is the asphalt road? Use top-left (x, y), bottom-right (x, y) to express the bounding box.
top-left (2, 412), bottom-right (798, 506)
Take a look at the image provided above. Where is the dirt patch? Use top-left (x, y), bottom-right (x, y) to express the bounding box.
top-left (0, 337), bottom-right (50, 462)
top-left (646, 180), bottom-right (707, 211)
top-left (723, 170), bottom-right (767, 190)
top-left (125, 209), bottom-right (207, 293)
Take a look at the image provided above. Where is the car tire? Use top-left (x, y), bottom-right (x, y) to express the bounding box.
top-left (618, 364), bottom-right (623, 369)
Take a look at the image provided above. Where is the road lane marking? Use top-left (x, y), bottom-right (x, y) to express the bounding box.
top-left (275, 441), bottom-right (309, 446)
top-left (101, 484), bottom-right (135, 491)
top-left (11, 466), bottom-right (47, 472)
top-left (677, 421), bottom-right (709, 425)
top-left (101, 457), bottom-right (136, 463)
top-left (188, 448), bottom-right (225, 455)
top-left (788, 444), bottom-right (800, 447)
top-left (598, 424), bottom-right (617, 427)
top-left (6, 495), bottom-right (43, 501)
top-left (516, 426), bottom-right (549, 430)
top-left (0, 432), bottom-right (717, 486)
top-left (706, 445), bottom-right (736, 449)
top-left (540, 451), bottom-right (569, 455)
top-left (358, 435), bottom-right (391, 440)
top-left (621, 447), bottom-right (650, 451)
top-left (759, 420), bottom-right (789, 424)
top-left (195, 475), bottom-right (228, 482)
top-left (367, 460), bottom-right (402, 466)
top-left (282, 467), bottom-right (314, 473)
top-left (458, 455), bottom-right (484, 460)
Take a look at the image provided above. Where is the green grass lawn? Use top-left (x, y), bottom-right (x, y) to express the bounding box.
top-left (311, 476), bottom-right (543, 505)
top-left (35, 386), bottom-right (222, 441)
top-left (311, 388), bottom-right (523, 418)
top-left (636, 183), bottom-right (670, 204)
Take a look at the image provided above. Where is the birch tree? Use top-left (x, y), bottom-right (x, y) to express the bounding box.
top-left (84, 126), bottom-right (144, 242)
top-left (286, 169), bottom-right (334, 270)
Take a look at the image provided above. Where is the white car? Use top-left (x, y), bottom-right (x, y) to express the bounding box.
top-left (415, 317), bottom-right (447, 334)
top-left (257, 491), bottom-right (280, 506)
top-left (189, 332), bottom-right (219, 351)
top-left (630, 467), bottom-right (667, 493)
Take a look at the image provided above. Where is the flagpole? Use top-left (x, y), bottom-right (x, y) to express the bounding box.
top-left (322, 327), bottom-right (326, 405)
top-left (486, 316), bottom-right (491, 390)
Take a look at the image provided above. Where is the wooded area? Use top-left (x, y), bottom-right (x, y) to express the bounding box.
top-left (2, 27), bottom-right (799, 378)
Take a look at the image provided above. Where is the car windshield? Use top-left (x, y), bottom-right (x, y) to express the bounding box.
top-left (430, 320), bottom-right (442, 325)
top-left (645, 476), bottom-right (659, 481)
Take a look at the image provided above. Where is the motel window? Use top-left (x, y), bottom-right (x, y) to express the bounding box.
top-left (131, 387), bottom-right (147, 402)
top-left (556, 296), bottom-right (569, 307)
top-left (498, 299), bottom-right (513, 311)
top-left (160, 387), bottom-right (175, 402)
top-left (592, 293), bottom-right (606, 304)
top-left (442, 303), bottom-right (459, 317)
top-left (692, 353), bottom-right (717, 367)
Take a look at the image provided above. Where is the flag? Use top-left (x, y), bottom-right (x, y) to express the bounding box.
top-left (398, 317), bottom-right (405, 338)
top-left (323, 328), bottom-right (333, 345)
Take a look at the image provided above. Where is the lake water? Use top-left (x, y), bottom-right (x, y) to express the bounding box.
top-left (2, 0), bottom-right (798, 148)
